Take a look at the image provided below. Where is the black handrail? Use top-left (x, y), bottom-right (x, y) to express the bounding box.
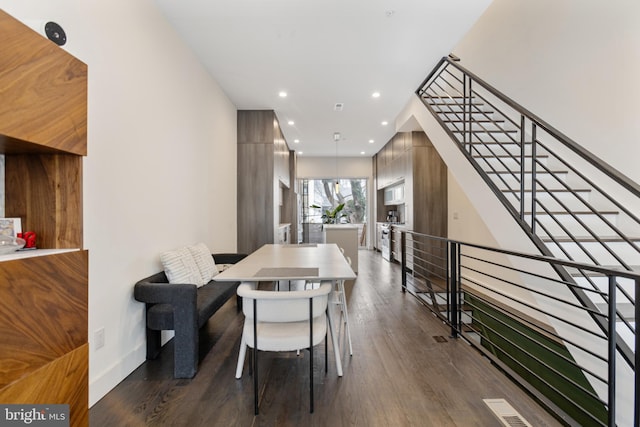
top-left (421, 57), bottom-right (640, 198)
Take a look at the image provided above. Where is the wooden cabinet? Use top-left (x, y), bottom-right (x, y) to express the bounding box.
top-left (237, 110), bottom-right (295, 253)
top-left (0, 10), bottom-right (88, 426)
top-left (375, 130), bottom-right (447, 238)
top-left (274, 124), bottom-right (290, 188)
top-left (376, 133), bottom-right (411, 190)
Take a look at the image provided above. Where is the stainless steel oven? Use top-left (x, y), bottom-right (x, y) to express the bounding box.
top-left (381, 223), bottom-right (391, 261)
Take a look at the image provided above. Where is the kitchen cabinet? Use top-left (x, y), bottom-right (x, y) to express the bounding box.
top-left (375, 131), bottom-right (447, 269)
top-left (384, 183), bottom-right (404, 205)
top-left (0, 10), bottom-right (88, 425)
top-left (237, 110), bottom-right (296, 253)
top-left (277, 223), bottom-right (291, 244)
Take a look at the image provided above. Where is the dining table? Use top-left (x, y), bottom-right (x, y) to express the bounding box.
top-left (214, 243), bottom-right (357, 376)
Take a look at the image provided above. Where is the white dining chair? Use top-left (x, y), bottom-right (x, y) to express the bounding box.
top-left (305, 248), bottom-right (354, 355)
top-left (235, 282), bottom-right (333, 414)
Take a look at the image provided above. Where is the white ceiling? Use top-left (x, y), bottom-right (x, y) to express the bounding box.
top-left (154, 0), bottom-right (491, 157)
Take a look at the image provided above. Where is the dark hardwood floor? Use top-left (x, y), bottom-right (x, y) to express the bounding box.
top-left (90, 249), bottom-right (562, 426)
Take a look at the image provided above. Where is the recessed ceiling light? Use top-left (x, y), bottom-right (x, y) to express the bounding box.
top-left (372, 92), bottom-right (380, 98)
top-left (381, 121), bottom-right (388, 126)
top-left (369, 139), bottom-right (374, 143)
top-left (288, 120), bottom-right (295, 126)
top-left (298, 151), bottom-right (303, 155)
top-left (294, 139), bottom-right (300, 144)
top-left (360, 151), bottom-right (365, 155)
top-left (279, 91), bottom-right (287, 98)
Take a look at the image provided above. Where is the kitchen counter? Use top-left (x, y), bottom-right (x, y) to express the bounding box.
top-left (323, 224), bottom-right (358, 272)
top-left (323, 224), bottom-right (358, 229)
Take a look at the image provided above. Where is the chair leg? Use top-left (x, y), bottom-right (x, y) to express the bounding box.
top-left (253, 347), bottom-right (258, 415)
top-left (325, 336), bottom-right (328, 373)
top-left (309, 299), bottom-right (314, 414)
top-left (253, 300), bottom-right (259, 415)
top-left (235, 333), bottom-right (247, 379)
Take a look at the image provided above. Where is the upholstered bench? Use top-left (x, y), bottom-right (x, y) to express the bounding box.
top-left (134, 247), bottom-right (246, 378)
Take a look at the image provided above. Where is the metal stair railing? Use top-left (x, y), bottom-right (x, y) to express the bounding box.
top-left (416, 56), bottom-right (639, 368)
top-left (397, 229), bottom-right (640, 426)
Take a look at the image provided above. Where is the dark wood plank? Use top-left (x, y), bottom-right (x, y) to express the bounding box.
top-left (90, 250), bottom-right (562, 426)
top-left (237, 143), bottom-right (275, 254)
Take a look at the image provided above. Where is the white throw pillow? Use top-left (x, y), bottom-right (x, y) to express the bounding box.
top-left (160, 246), bottom-right (205, 287)
top-left (188, 242), bottom-right (218, 285)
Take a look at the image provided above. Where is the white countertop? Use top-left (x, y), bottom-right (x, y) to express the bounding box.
top-left (323, 224), bottom-right (358, 229)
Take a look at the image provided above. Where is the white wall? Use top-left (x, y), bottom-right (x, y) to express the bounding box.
top-left (453, 0), bottom-right (640, 183)
top-left (297, 156), bottom-right (372, 179)
top-left (0, 0), bottom-right (238, 406)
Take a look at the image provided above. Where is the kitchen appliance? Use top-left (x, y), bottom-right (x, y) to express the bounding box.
top-left (386, 210), bottom-right (398, 223)
top-left (381, 223), bottom-right (391, 261)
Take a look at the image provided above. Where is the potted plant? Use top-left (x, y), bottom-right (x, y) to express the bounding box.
top-left (310, 203), bottom-right (347, 224)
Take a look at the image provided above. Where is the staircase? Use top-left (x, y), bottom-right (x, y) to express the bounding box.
top-left (415, 56), bottom-right (639, 425)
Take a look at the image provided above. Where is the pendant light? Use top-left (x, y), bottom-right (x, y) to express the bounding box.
top-left (333, 132), bottom-right (341, 194)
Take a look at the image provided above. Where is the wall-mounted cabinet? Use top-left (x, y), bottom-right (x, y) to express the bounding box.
top-left (0, 10), bottom-right (88, 426)
top-left (384, 183), bottom-right (404, 205)
top-left (376, 132), bottom-right (411, 189)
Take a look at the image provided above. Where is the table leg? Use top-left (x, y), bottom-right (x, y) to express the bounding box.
top-left (326, 281), bottom-right (343, 377)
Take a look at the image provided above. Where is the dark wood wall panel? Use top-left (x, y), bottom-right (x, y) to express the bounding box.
top-left (412, 131), bottom-right (447, 238)
top-left (237, 110), bottom-right (275, 145)
top-left (0, 10), bottom-right (87, 155)
top-left (0, 250), bottom-right (88, 389)
top-left (237, 143), bottom-right (275, 254)
top-left (0, 344), bottom-right (88, 427)
top-left (5, 154), bottom-right (83, 249)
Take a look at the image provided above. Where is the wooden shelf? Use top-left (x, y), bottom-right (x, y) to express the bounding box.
top-left (0, 248), bottom-right (81, 262)
top-left (0, 10), bottom-right (88, 426)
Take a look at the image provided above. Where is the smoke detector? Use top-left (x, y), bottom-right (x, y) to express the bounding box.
top-left (334, 103), bottom-right (344, 112)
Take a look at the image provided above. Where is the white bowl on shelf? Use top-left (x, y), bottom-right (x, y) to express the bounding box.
top-left (0, 235), bottom-right (26, 255)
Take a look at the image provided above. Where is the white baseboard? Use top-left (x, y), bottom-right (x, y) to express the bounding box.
top-left (89, 343), bottom-right (146, 407)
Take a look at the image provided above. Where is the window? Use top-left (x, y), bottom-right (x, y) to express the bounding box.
top-left (299, 178), bottom-right (368, 245)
